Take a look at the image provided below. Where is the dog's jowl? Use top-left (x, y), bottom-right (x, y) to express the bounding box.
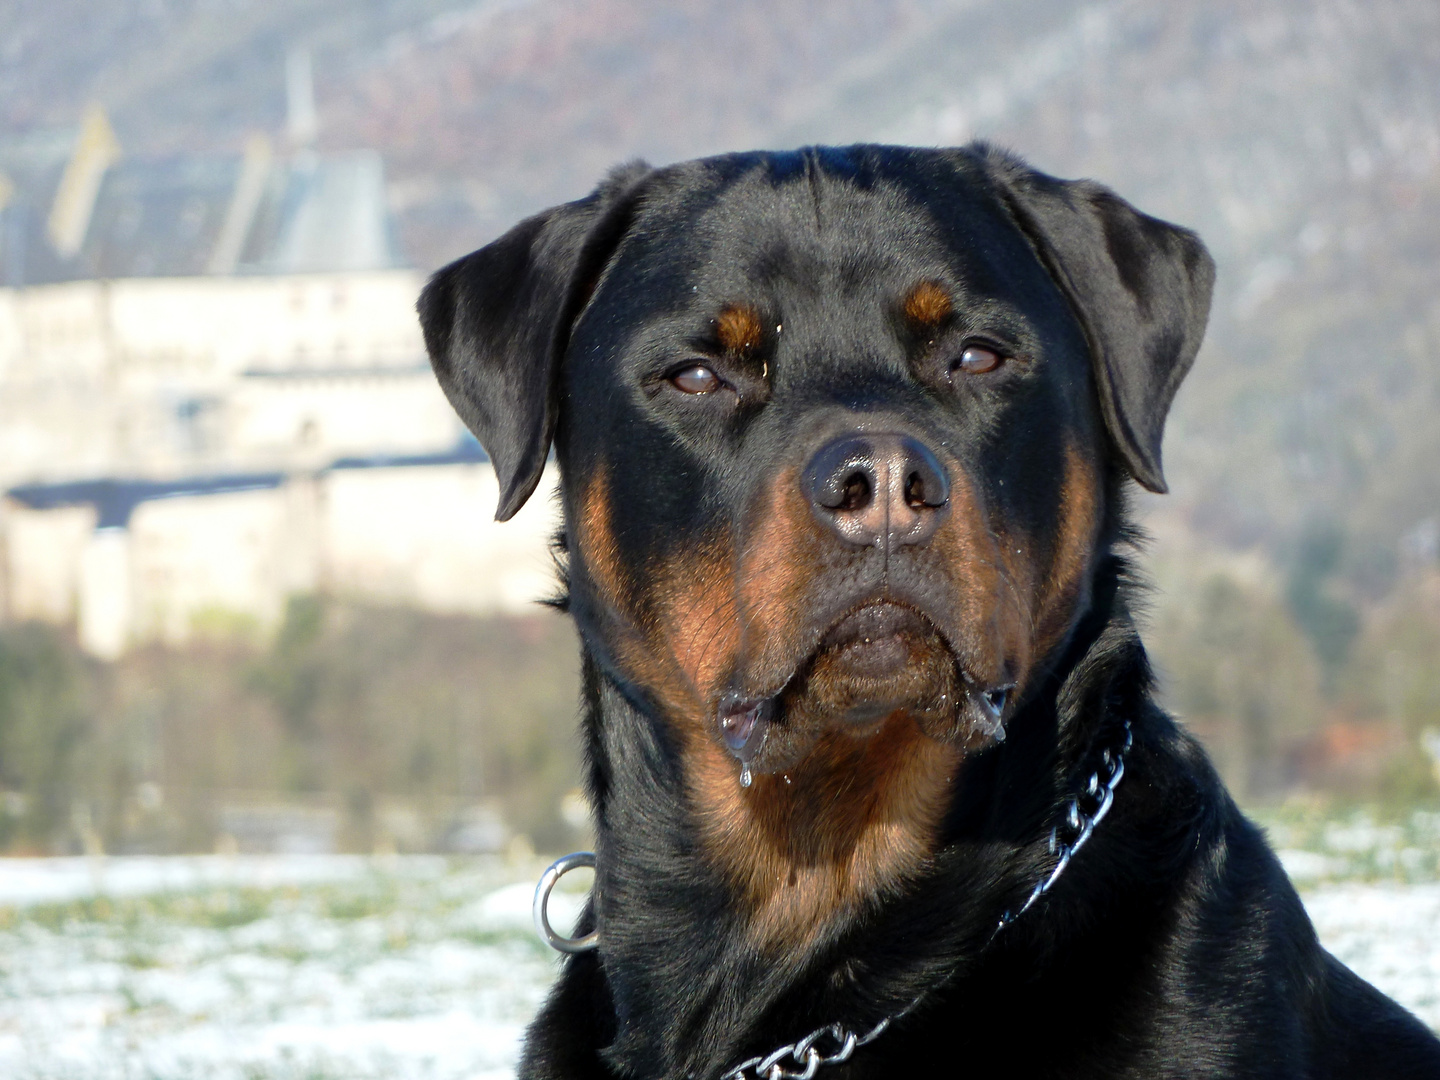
top-left (420, 145), bottom-right (1440, 1079)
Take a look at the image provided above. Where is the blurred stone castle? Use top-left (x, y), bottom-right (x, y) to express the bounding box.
top-left (0, 104), bottom-right (556, 659)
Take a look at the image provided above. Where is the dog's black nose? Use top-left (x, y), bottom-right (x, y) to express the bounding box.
top-left (804, 433), bottom-right (950, 548)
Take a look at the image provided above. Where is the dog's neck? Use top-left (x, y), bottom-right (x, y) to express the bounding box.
top-left (577, 557), bottom-right (1152, 1078)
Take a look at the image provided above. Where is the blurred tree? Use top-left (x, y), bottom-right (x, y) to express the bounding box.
top-left (1285, 519), bottom-right (1361, 680)
top-left (246, 594), bottom-right (329, 792)
top-left (239, 596), bottom-right (584, 850)
top-left (1149, 565), bottom-right (1326, 800)
top-left (1344, 576), bottom-right (1440, 807)
top-left (0, 623), bottom-right (93, 851)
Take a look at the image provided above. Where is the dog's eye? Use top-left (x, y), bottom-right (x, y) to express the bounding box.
top-left (670, 364), bottom-right (722, 394)
top-left (951, 345), bottom-right (1003, 376)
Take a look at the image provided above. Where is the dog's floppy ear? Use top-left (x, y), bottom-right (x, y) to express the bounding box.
top-left (418, 163), bottom-right (650, 520)
top-left (982, 150), bottom-right (1215, 493)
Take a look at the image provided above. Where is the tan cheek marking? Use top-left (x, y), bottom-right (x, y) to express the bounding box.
top-left (991, 522), bottom-right (1041, 688)
top-left (902, 279), bottom-right (953, 328)
top-left (575, 465), bottom-right (710, 722)
top-left (654, 536), bottom-right (741, 710)
top-left (1034, 443), bottom-right (1100, 654)
top-left (926, 467), bottom-right (1037, 687)
top-left (716, 303), bottom-right (764, 354)
top-left (736, 467), bottom-right (822, 679)
top-left (576, 463), bottom-right (624, 604)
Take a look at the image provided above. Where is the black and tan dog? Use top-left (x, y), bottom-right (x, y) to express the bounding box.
top-left (419, 145), bottom-right (1440, 1079)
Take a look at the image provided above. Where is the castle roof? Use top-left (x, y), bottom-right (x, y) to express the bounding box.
top-left (0, 123), bottom-right (402, 286)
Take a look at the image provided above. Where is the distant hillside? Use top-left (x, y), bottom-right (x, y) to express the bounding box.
top-left (4, 0), bottom-right (1439, 593)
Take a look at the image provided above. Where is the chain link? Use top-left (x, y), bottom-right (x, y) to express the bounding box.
top-left (722, 1017), bottom-right (889, 1080)
top-left (995, 718), bottom-right (1132, 931)
top-left (720, 719), bottom-right (1133, 1080)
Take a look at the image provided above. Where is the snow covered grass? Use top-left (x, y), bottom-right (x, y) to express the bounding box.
top-left (0, 855), bottom-right (585, 1080)
top-left (0, 808), bottom-right (1434, 1078)
top-left (1266, 804), bottom-right (1440, 886)
top-left (1261, 803), bottom-right (1440, 1030)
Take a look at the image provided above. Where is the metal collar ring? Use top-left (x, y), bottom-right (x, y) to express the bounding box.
top-left (533, 851), bottom-right (599, 953)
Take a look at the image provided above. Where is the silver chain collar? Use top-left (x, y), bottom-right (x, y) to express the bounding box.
top-left (531, 720), bottom-right (1135, 1080)
top-left (719, 718), bottom-right (1133, 1080)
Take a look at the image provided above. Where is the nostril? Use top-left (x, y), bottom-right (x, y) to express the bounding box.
top-left (904, 471), bottom-right (927, 509)
top-left (838, 471), bottom-right (871, 511)
top-left (902, 441), bottom-right (950, 509)
top-left (806, 440), bottom-right (877, 512)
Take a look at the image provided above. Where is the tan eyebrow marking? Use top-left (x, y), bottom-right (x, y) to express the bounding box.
top-left (716, 304), bottom-right (764, 354)
top-left (903, 280), bottom-right (953, 327)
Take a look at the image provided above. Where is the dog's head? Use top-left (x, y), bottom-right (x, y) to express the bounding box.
top-left (421, 145), bottom-right (1212, 928)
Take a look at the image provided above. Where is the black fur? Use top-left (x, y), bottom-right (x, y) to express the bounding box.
top-left (987, 158), bottom-right (1214, 493)
top-left (419, 144), bottom-right (1440, 1079)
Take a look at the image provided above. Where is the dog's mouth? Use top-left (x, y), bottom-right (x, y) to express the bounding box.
top-left (717, 601), bottom-right (1012, 776)
top-left (818, 601), bottom-right (933, 681)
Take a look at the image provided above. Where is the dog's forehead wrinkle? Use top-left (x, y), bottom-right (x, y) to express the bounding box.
top-left (694, 167), bottom-right (940, 269)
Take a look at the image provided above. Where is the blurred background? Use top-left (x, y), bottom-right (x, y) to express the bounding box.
top-left (1, 2), bottom-right (1439, 1075)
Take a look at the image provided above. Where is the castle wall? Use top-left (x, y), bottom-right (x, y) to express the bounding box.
top-left (0, 270), bottom-right (561, 657)
top-left (1, 465), bottom-right (563, 657)
top-left (0, 271), bottom-right (449, 489)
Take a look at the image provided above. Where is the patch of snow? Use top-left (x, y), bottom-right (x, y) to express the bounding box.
top-left (0, 853), bottom-right (1433, 1078)
top-left (0, 854), bottom-right (449, 907)
top-left (0, 857), bottom-right (554, 1080)
top-left (1276, 848), bottom-right (1340, 882)
top-left (1301, 882), bottom-right (1440, 1031)
top-left (469, 878), bottom-right (584, 937)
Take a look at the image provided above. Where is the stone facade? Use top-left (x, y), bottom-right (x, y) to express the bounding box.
top-left (0, 272), bottom-right (560, 658)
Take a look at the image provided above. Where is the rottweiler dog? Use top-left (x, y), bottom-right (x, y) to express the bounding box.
top-left (419, 144), bottom-right (1440, 1079)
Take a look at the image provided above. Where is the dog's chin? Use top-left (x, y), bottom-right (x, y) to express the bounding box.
top-left (721, 603), bottom-right (1007, 777)
top-left (799, 603), bottom-right (959, 731)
